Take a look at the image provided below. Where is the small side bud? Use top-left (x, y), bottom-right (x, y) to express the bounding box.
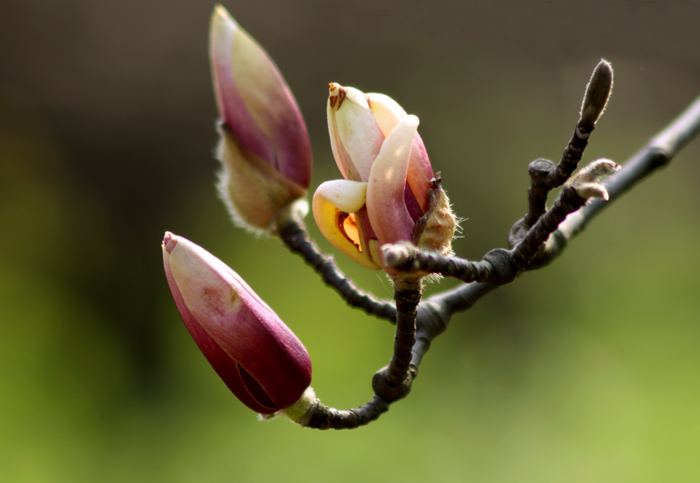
top-left (566, 158), bottom-right (620, 200)
top-left (580, 59), bottom-right (613, 126)
top-left (572, 183), bottom-right (610, 200)
top-left (570, 158), bottom-right (620, 184)
top-left (381, 241), bottom-right (418, 269)
top-left (412, 177), bottom-right (456, 256)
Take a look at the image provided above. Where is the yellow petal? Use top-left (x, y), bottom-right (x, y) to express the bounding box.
top-left (312, 181), bottom-right (381, 270)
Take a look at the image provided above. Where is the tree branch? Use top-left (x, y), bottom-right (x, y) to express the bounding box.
top-left (424, 93), bottom-right (700, 331)
top-left (509, 60), bottom-right (613, 246)
top-left (301, 395), bottom-right (390, 430)
top-left (537, 93), bottom-right (700, 266)
top-left (278, 219), bottom-right (396, 322)
top-left (297, 90), bottom-right (700, 430)
top-left (381, 184), bottom-right (601, 283)
top-left (371, 276), bottom-right (421, 402)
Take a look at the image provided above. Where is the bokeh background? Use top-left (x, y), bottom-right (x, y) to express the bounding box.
top-left (2, 0), bottom-right (700, 481)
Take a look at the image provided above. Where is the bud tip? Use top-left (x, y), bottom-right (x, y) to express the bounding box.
top-left (163, 232), bottom-right (178, 254)
top-left (581, 59), bottom-right (614, 125)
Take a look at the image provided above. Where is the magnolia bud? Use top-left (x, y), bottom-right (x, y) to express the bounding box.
top-left (162, 232), bottom-right (312, 414)
top-left (314, 84), bottom-right (456, 274)
top-left (210, 6), bottom-right (312, 233)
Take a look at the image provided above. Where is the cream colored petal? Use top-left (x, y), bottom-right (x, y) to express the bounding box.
top-left (228, 10), bottom-right (312, 188)
top-left (367, 93), bottom-right (407, 137)
top-left (331, 84), bottom-right (384, 182)
top-left (341, 85), bottom-right (371, 109)
top-left (314, 179), bottom-right (368, 213)
top-left (367, 92), bottom-right (434, 213)
top-left (327, 84), bottom-right (357, 180)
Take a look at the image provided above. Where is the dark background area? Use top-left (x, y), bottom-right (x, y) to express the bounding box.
top-left (1, 0), bottom-right (700, 481)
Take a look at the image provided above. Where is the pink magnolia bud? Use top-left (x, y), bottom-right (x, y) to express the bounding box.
top-left (162, 232), bottom-right (312, 414)
top-left (211, 6), bottom-right (313, 233)
top-left (314, 84), bottom-right (456, 274)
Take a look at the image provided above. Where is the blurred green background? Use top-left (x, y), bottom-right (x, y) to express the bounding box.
top-left (2, 0), bottom-right (700, 481)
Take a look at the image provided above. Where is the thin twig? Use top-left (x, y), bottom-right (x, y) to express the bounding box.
top-left (382, 242), bottom-right (493, 283)
top-left (511, 186), bottom-right (588, 270)
top-left (278, 219), bottom-right (396, 322)
top-left (509, 60), bottom-right (613, 247)
top-left (298, 91), bottom-right (700, 430)
top-left (370, 277), bottom-right (421, 402)
top-left (385, 278), bottom-right (420, 385)
top-left (301, 277), bottom-right (422, 429)
top-left (539, 93), bottom-right (700, 264)
top-left (301, 395), bottom-right (389, 430)
top-left (382, 186), bottom-right (590, 281)
top-left (429, 93), bottom-right (700, 319)
top-left (547, 60), bottom-right (613, 188)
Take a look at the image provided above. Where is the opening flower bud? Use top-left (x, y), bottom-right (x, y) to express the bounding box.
top-left (314, 84), bottom-right (456, 274)
top-left (211, 6), bottom-right (312, 233)
top-left (162, 232), bottom-right (312, 414)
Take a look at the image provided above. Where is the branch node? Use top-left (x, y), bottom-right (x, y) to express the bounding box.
top-left (482, 248), bottom-right (518, 284)
top-left (371, 365), bottom-right (417, 403)
top-left (529, 158), bottom-right (556, 178)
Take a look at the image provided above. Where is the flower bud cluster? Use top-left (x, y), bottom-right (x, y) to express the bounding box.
top-left (162, 5), bottom-right (459, 418)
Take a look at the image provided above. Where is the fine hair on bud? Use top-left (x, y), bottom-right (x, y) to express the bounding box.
top-left (580, 59), bottom-right (614, 125)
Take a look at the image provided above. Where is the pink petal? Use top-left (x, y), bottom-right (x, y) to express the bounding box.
top-left (211, 6), bottom-right (312, 189)
top-left (406, 133), bottom-right (435, 213)
top-left (366, 115), bottom-right (419, 248)
top-left (211, 8), bottom-right (274, 170)
top-left (163, 232), bottom-right (311, 412)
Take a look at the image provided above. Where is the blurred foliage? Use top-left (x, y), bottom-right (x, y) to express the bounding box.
top-left (1, 0), bottom-right (700, 481)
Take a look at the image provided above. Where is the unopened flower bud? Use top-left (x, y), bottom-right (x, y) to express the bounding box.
top-left (211, 6), bottom-right (312, 233)
top-left (314, 84), bottom-right (456, 275)
top-left (162, 232), bottom-right (312, 414)
top-left (580, 60), bottom-right (613, 126)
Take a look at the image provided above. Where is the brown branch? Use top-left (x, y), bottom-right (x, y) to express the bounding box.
top-left (538, 93), bottom-right (700, 266)
top-left (509, 60), bottom-right (613, 247)
top-left (301, 395), bottom-right (389, 430)
top-left (297, 89), bottom-right (700, 430)
top-left (371, 276), bottom-right (421, 402)
top-left (382, 242), bottom-right (493, 283)
top-left (278, 219), bottom-right (396, 322)
top-left (428, 93), bottom-right (700, 325)
top-left (382, 186), bottom-right (591, 283)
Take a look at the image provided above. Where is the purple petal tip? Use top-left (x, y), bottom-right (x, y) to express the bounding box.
top-left (163, 232), bottom-right (178, 253)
